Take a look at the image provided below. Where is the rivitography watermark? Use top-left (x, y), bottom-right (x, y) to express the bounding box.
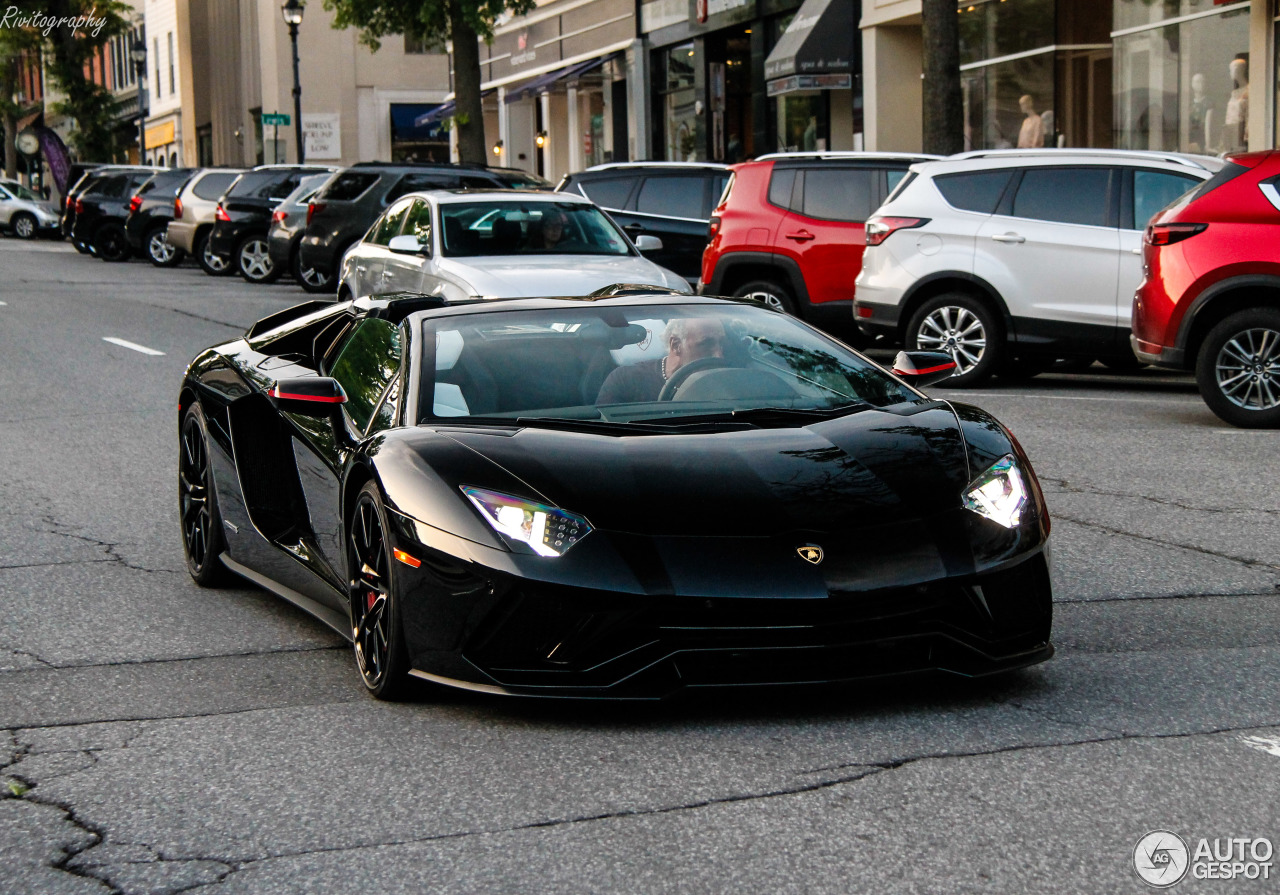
top-left (1134, 830), bottom-right (1274, 887)
top-left (0, 5), bottom-right (108, 37)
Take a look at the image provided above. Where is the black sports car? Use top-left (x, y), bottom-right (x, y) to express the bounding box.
top-left (179, 291), bottom-right (1053, 699)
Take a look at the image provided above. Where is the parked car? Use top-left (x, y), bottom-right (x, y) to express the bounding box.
top-left (177, 291), bottom-right (1053, 698)
top-left (265, 173), bottom-right (335, 291)
top-left (123, 167), bottom-right (196, 266)
top-left (0, 180), bottom-right (60, 239)
top-left (1133, 150), bottom-right (1280, 427)
top-left (297, 163), bottom-right (550, 292)
top-left (166, 167), bottom-right (246, 275)
top-left (558, 161), bottom-right (731, 286)
top-left (700, 152), bottom-right (938, 330)
top-left (70, 167), bottom-right (163, 261)
top-left (62, 165), bottom-right (155, 252)
top-left (853, 149), bottom-right (1221, 385)
top-left (58, 163), bottom-right (106, 245)
top-left (337, 190), bottom-right (691, 301)
top-left (206, 165), bottom-right (340, 283)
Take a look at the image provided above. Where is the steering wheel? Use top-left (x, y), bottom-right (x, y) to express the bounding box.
top-left (658, 357), bottom-right (734, 401)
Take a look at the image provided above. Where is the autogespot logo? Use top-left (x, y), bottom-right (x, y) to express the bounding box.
top-left (1134, 831), bottom-right (1190, 888)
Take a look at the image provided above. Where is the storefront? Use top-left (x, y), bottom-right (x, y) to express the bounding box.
top-left (764, 0), bottom-right (859, 151)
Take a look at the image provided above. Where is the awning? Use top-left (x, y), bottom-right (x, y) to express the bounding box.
top-left (392, 103), bottom-right (448, 141)
top-left (413, 91), bottom-right (494, 129)
top-left (763, 0), bottom-right (854, 82)
top-left (504, 52), bottom-right (619, 104)
top-left (16, 108), bottom-right (41, 132)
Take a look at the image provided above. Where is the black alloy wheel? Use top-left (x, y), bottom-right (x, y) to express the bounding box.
top-left (732, 279), bottom-right (796, 315)
top-left (348, 482), bottom-right (410, 699)
top-left (237, 236), bottom-right (281, 284)
top-left (73, 239), bottom-right (92, 254)
top-left (146, 226), bottom-right (185, 267)
top-left (11, 212), bottom-right (37, 240)
top-left (180, 403), bottom-right (231, 586)
top-left (906, 292), bottom-right (1004, 387)
top-left (196, 231), bottom-right (233, 276)
top-left (292, 247), bottom-right (334, 294)
top-left (94, 224), bottom-right (131, 262)
top-left (1196, 307), bottom-right (1280, 429)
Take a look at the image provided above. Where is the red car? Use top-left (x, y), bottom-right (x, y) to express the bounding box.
top-left (700, 152), bottom-right (936, 331)
top-left (1132, 150), bottom-right (1280, 428)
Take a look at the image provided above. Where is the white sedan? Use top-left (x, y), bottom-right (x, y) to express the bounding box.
top-left (337, 190), bottom-right (692, 302)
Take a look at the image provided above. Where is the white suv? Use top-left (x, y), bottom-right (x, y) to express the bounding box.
top-left (853, 150), bottom-right (1222, 385)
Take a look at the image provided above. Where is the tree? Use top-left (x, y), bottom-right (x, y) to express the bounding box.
top-left (920, 0), bottom-right (963, 155)
top-left (324, 0), bottom-right (535, 164)
top-left (0, 23), bottom-right (43, 178)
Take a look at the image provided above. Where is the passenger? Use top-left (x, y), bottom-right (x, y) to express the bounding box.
top-left (597, 317), bottom-right (727, 404)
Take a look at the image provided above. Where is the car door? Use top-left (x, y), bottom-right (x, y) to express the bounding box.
top-left (624, 174), bottom-right (711, 281)
top-left (0, 185), bottom-right (14, 226)
top-left (355, 199), bottom-right (413, 296)
top-left (1120, 167), bottom-right (1203, 327)
top-left (772, 165), bottom-right (879, 306)
top-left (380, 198), bottom-right (431, 294)
top-left (974, 166), bottom-right (1120, 348)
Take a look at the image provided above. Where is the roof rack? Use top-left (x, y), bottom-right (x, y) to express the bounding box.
top-left (947, 148), bottom-right (1220, 171)
top-left (581, 161), bottom-right (731, 172)
top-left (754, 151), bottom-right (943, 162)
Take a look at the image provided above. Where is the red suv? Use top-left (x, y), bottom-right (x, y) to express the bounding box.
top-left (700, 152), bottom-right (936, 330)
top-left (1133, 150), bottom-right (1280, 428)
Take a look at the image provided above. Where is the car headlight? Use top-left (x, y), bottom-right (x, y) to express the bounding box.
top-left (461, 486), bottom-right (592, 557)
top-left (962, 455), bottom-right (1027, 529)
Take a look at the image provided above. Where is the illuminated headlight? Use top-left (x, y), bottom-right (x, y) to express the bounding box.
top-left (962, 455), bottom-right (1027, 529)
top-left (462, 486), bottom-right (592, 557)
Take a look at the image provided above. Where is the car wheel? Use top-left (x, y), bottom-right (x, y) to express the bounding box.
top-left (1196, 307), bottom-right (1280, 429)
top-left (348, 481), bottom-right (411, 700)
top-left (733, 279), bottom-right (796, 315)
top-left (73, 239), bottom-right (92, 254)
top-left (907, 293), bottom-right (1004, 387)
top-left (293, 248), bottom-right (334, 294)
top-left (180, 403), bottom-right (232, 587)
top-left (11, 212), bottom-right (37, 240)
top-left (94, 224), bottom-right (131, 262)
top-left (196, 231), bottom-right (232, 276)
top-left (237, 236), bottom-right (280, 284)
top-left (146, 227), bottom-right (185, 267)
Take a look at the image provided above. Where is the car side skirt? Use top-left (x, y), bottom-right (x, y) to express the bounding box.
top-left (220, 553), bottom-right (352, 641)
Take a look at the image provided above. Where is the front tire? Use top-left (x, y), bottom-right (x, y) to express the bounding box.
top-left (11, 212), bottom-right (37, 240)
top-left (146, 226), bottom-right (185, 267)
top-left (237, 235), bottom-right (280, 284)
top-left (907, 293), bottom-right (1004, 387)
top-left (1196, 307), bottom-right (1280, 428)
top-left (180, 403), bottom-right (232, 587)
top-left (348, 481), bottom-right (411, 699)
top-left (732, 279), bottom-right (796, 315)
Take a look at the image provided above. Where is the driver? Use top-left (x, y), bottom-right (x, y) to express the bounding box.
top-left (597, 317), bottom-right (727, 404)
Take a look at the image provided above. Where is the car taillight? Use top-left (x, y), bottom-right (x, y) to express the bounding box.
top-left (1144, 222), bottom-right (1207, 246)
top-left (74, 199), bottom-right (84, 215)
top-left (174, 197), bottom-right (183, 218)
top-left (271, 209), bottom-right (287, 224)
top-left (708, 215), bottom-right (721, 240)
top-left (864, 216), bottom-right (929, 247)
top-left (215, 204), bottom-right (230, 222)
top-left (65, 195), bottom-right (73, 209)
top-left (127, 195), bottom-right (142, 213)
top-left (306, 201), bottom-right (324, 225)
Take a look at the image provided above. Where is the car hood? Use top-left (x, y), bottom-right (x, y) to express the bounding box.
top-left (431, 405), bottom-right (969, 537)
top-left (435, 254), bottom-right (690, 296)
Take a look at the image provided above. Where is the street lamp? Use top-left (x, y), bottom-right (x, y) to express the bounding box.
top-left (130, 38), bottom-right (147, 164)
top-left (281, 0), bottom-right (305, 163)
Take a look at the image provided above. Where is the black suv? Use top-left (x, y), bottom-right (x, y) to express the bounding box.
top-left (71, 167), bottom-right (163, 261)
top-left (124, 168), bottom-right (196, 267)
top-left (295, 163), bottom-right (549, 286)
top-left (557, 162), bottom-right (731, 286)
top-left (207, 165), bottom-right (339, 283)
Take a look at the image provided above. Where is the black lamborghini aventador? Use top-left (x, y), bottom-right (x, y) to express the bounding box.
top-left (178, 291), bottom-right (1053, 699)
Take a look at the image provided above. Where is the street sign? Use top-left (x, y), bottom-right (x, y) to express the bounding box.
top-left (262, 112), bottom-right (291, 126)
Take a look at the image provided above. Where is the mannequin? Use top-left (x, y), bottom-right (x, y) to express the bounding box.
top-left (1017, 95), bottom-right (1044, 148)
top-left (1188, 73), bottom-right (1212, 153)
top-left (1223, 53), bottom-right (1248, 152)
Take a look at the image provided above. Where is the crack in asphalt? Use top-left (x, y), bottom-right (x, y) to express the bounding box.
top-left (1052, 512), bottom-right (1280, 571)
top-left (166, 307), bottom-right (247, 331)
top-left (0, 642), bottom-right (345, 675)
top-left (1, 646), bottom-right (57, 668)
top-left (1055, 589), bottom-right (1280, 605)
top-left (26, 514), bottom-right (182, 575)
top-left (1040, 475), bottom-right (1280, 517)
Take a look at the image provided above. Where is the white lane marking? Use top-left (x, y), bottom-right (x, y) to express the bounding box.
top-left (0, 301), bottom-right (7, 306)
top-left (103, 337), bottom-right (165, 356)
top-left (1241, 735), bottom-right (1280, 757)
top-left (1213, 429), bottom-right (1278, 435)
top-left (939, 391), bottom-right (1197, 405)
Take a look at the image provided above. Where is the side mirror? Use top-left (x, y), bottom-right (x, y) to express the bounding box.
top-left (388, 234), bottom-right (427, 254)
top-left (634, 234), bottom-right (663, 253)
top-left (268, 377), bottom-right (348, 416)
top-left (891, 351), bottom-right (958, 388)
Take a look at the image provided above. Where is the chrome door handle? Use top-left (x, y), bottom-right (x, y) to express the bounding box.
top-left (991, 234), bottom-right (1025, 244)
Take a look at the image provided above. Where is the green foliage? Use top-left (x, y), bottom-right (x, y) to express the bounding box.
top-left (323, 0), bottom-right (535, 50)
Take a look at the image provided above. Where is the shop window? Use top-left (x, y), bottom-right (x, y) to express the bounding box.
top-left (657, 42), bottom-right (700, 161)
top-left (1011, 167), bottom-right (1113, 227)
top-left (778, 93), bottom-right (828, 152)
top-left (636, 177), bottom-right (705, 220)
top-left (962, 52), bottom-right (1054, 150)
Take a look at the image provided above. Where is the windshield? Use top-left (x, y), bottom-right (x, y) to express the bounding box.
top-left (439, 201), bottom-right (631, 258)
top-left (5, 183), bottom-right (40, 201)
top-left (419, 304), bottom-right (920, 426)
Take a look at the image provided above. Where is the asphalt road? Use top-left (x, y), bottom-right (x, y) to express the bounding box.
top-left (1, 238), bottom-right (1278, 894)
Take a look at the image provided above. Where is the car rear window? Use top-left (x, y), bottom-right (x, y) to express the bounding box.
top-left (636, 176), bottom-right (705, 219)
top-left (320, 171), bottom-right (380, 201)
top-left (577, 176), bottom-right (636, 209)
top-left (227, 172), bottom-right (286, 198)
top-left (87, 174), bottom-right (130, 198)
top-left (139, 170), bottom-right (192, 197)
top-left (1012, 167), bottom-right (1112, 227)
top-left (800, 168), bottom-right (875, 222)
top-left (193, 172), bottom-right (238, 200)
top-left (385, 173), bottom-right (462, 203)
top-left (933, 170), bottom-right (1012, 214)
